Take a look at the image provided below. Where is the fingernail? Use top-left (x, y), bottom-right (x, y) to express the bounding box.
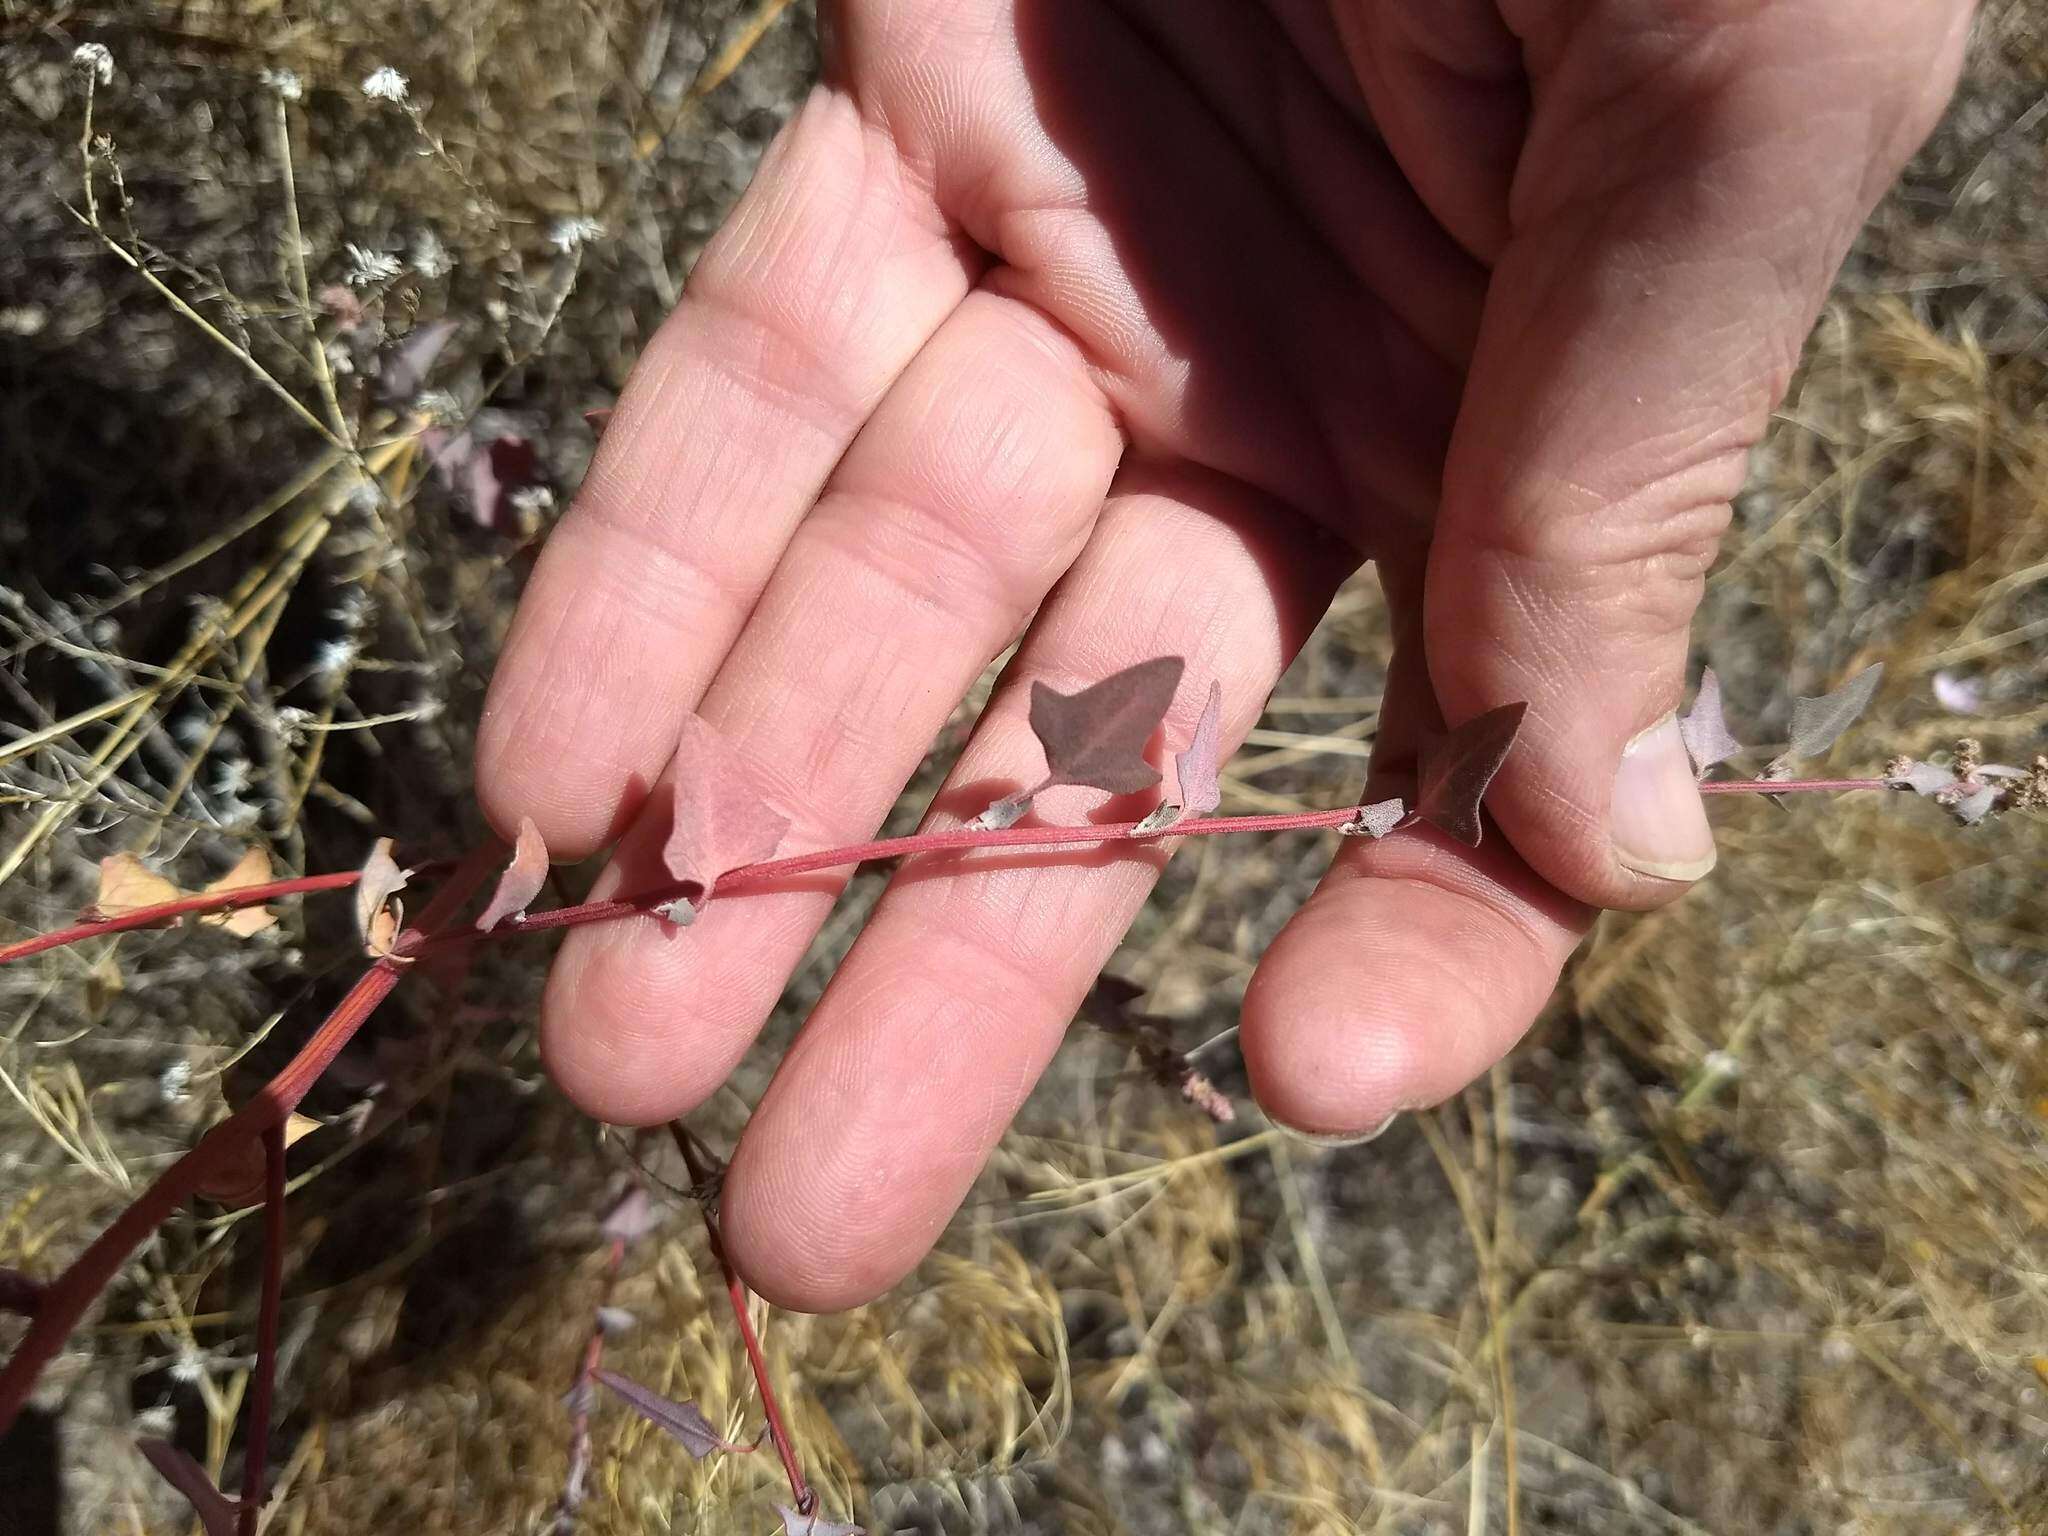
top-left (1612, 716), bottom-right (1718, 882)
top-left (1272, 1112), bottom-right (1399, 1150)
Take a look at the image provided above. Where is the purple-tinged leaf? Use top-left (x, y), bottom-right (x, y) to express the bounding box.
top-left (777, 1505), bottom-right (866, 1536)
top-left (355, 836), bottom-right (410, 958)
top-left (562, 1379), bottom-right (595, 1416)
top-left (967, 793), bottom-right (1032, 831)
top-left (1764, 663), bottom-right (1883, 778)
top-left (1181, 1070), bottom-right (1234, 1124)
top-left (377, 318), bottom-right (457, 400)
top-left (1173, 681), bottom-right (1223, 816)
top-left (1131, 801), bottom-right (1184, 837)
top-left (423, 427), bottom-right (542, 532)
top-left (594, 1369), bottom-right (755, 1459)
top-left (476, 816), bottom-right (548, 931)
top-left (138, 1440), bottom-right (240, 1536)
top-left (1414, 704), bottom-right (1527, 847)
top-left (600, 1187), bottom-right (656, 1244)
top-left (1028, 656), bottom-right (1184, 796)
top-left (1678, 669), bottom-right (1744, 778)
top-left (1931, 670), bottom-right (1983, 715)
top-left (662, 716), bottom-right (791, 902)
top-left (1339, 797), bottom-right (1407, 840)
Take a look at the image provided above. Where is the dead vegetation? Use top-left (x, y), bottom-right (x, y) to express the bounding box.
top-left (2, 2), bottom-right (2045, 1533)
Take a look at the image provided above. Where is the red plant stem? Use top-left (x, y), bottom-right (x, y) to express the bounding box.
top-left (0, 843), bottom-right (500, 1435)
top-left (1699, 777), bottom-right (1887, 795)
top-left (238, 1124), bottom-right (288, 1534)
top-left (0, 870), bottom-right (361, 965)
top-left (670, 1126), bottom-right (812, 1516)
top-left (552, 1231), bottom-right (627, 1534)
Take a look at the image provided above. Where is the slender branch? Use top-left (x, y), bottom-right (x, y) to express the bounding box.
top-left (552, 1227), bottom-right (628, 1533)
top-left (0, 871), bottom-right (360, 966)
top-left (669, 1125), bottom-right (812, 1516)
top-left (0, 844), bottom-right (499, 1433)
top-left (238, 1124), bottom-right (288, 1534)
top-left (1700, 777), bottom-right (1887, 796)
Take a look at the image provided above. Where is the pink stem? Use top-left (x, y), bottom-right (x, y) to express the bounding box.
top-left (1699, 777), bottom-right (1888, 795)
top-left (237, 1124), bottom-right (288, 1533)
top-left (0, 844), bottom-right (501, 1434)
top-left (670, 1126), bottom-right (812, 1516)
top-left (0, 871), bottom-right (361, 966)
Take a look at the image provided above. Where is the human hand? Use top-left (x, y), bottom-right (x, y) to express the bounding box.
top-left (476, 0), bottom-right (1971, 1308)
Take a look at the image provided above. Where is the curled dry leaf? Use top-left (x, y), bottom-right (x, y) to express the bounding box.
top-left (593, 1369), bottom-right (756, 1459)
top-left (1027, 656), bottom-right (1184, 796)
top-left (198, 845), bottom-right (276, 937)
top-left (90, 853), bottom-right (179, 922)
top-left (138, 1440), bottom-right (241, 1536)
top-left (1339, 797), bottom-right (1407, 840)
top-left (1131, 801), bottom-right (1184, 836)
top-left (661, 716), bottom-right (791, 906)
top-left (1414, 703), bottom-right (1528, 847)
top-left (1764, 662), bottom-right (1883, 779)
top-left (777, 1505), bottom-right (866, 1536)
top-left (355, 837), bottom-right (411, 958)
top-left (1173, 680), bottom-right (1224, 816)
top-left (1678, 668), bottom-right (1744, 778)
top-left (476, 816), bottom-right (548, 931)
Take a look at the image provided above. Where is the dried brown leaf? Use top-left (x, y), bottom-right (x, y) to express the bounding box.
top-left (91, 853), bottom-right (179, 921)
top-left (355, 837), bottom-right (410, 958)
top-left (198, 845), bottom-right (276, 937)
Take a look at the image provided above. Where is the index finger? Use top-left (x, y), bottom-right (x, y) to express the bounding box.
top-left (476, 87), bottom-right (977, 857)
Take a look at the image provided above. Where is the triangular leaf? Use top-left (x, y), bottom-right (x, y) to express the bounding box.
top-left (1413, 703), bottom-right (1527, 847)
top-left (1765, 663), bottom-right (1883, 778)
top-left (476, 816), bottom-right (548, 931)
top-left (776, 1505), bottom-right (865, 1536)
top-left (1339, 797), bottom-right (1407, 840)
top-left (662, 717), bottom-right (790, 900)
top-left (138, 1440), bottom-right (240, 1536)
top-left (1886, 760), bottom-right (1957, 797)
top-left (355, 837), bottom-right (410, 958)
top-left (1027, 656), bottom-right (1183, 796)
top-left (198, 846), bottom-right (276, 937)
top-left (1173, 680), bottom-right (1223, 816)
top-left (600, 1187), bottom-right (656, 1244)
top-left (1677, 669), bottom-right (1743, 778)
top-left (594, 1369), bottom-right (755, 1459)
top-left (376, 318), bottom-right (457, 400)
top-left (91, 853), bottom-right (179, 921)
top-left (1953, 783), bottom-right (1999, 825)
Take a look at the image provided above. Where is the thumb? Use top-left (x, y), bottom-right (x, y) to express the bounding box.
top-left (1425, 0), bottom-right (1969, 909)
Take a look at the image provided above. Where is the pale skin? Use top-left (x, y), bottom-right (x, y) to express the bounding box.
top-left (477, 0), bottom-right (1973, 1309)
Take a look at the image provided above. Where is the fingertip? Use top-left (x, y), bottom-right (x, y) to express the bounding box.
top-left (1242, 834), bottom-right (1585, 1139)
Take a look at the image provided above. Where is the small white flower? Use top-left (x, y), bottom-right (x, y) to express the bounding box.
top-left (314, 636), bottom-right (360, 679)
top-left (158, 1059), bottom-right (192, 1105)
top-left (411, 227), bottom-right (453, 279)
top-left (509, 485), bottom-right (556, 518)
top-left (215, 757), bottom-right (254, 796)
top-left (345, 243), bottom-right (402, 288)
top-left (72, 43), bottom-right (114, 85)
top-left (1701, 1049), bottom-right (1741, 1081)
top-left (360, 66), bottom-right (408, 103)
top-left (323, 337), bottom-right (356, 376)
top-left (345, 478), bottom-right (382, 514)
top-left (331, 588), bottom-right (375, 630)
top-left (414, 387), bottom-right (461, 422)
top-left (262, 66), bottom-right (303, 102)
top-left (271, 705), bottom-right (313, 742)
top-left (547, 215), bottom-right (604, 254)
